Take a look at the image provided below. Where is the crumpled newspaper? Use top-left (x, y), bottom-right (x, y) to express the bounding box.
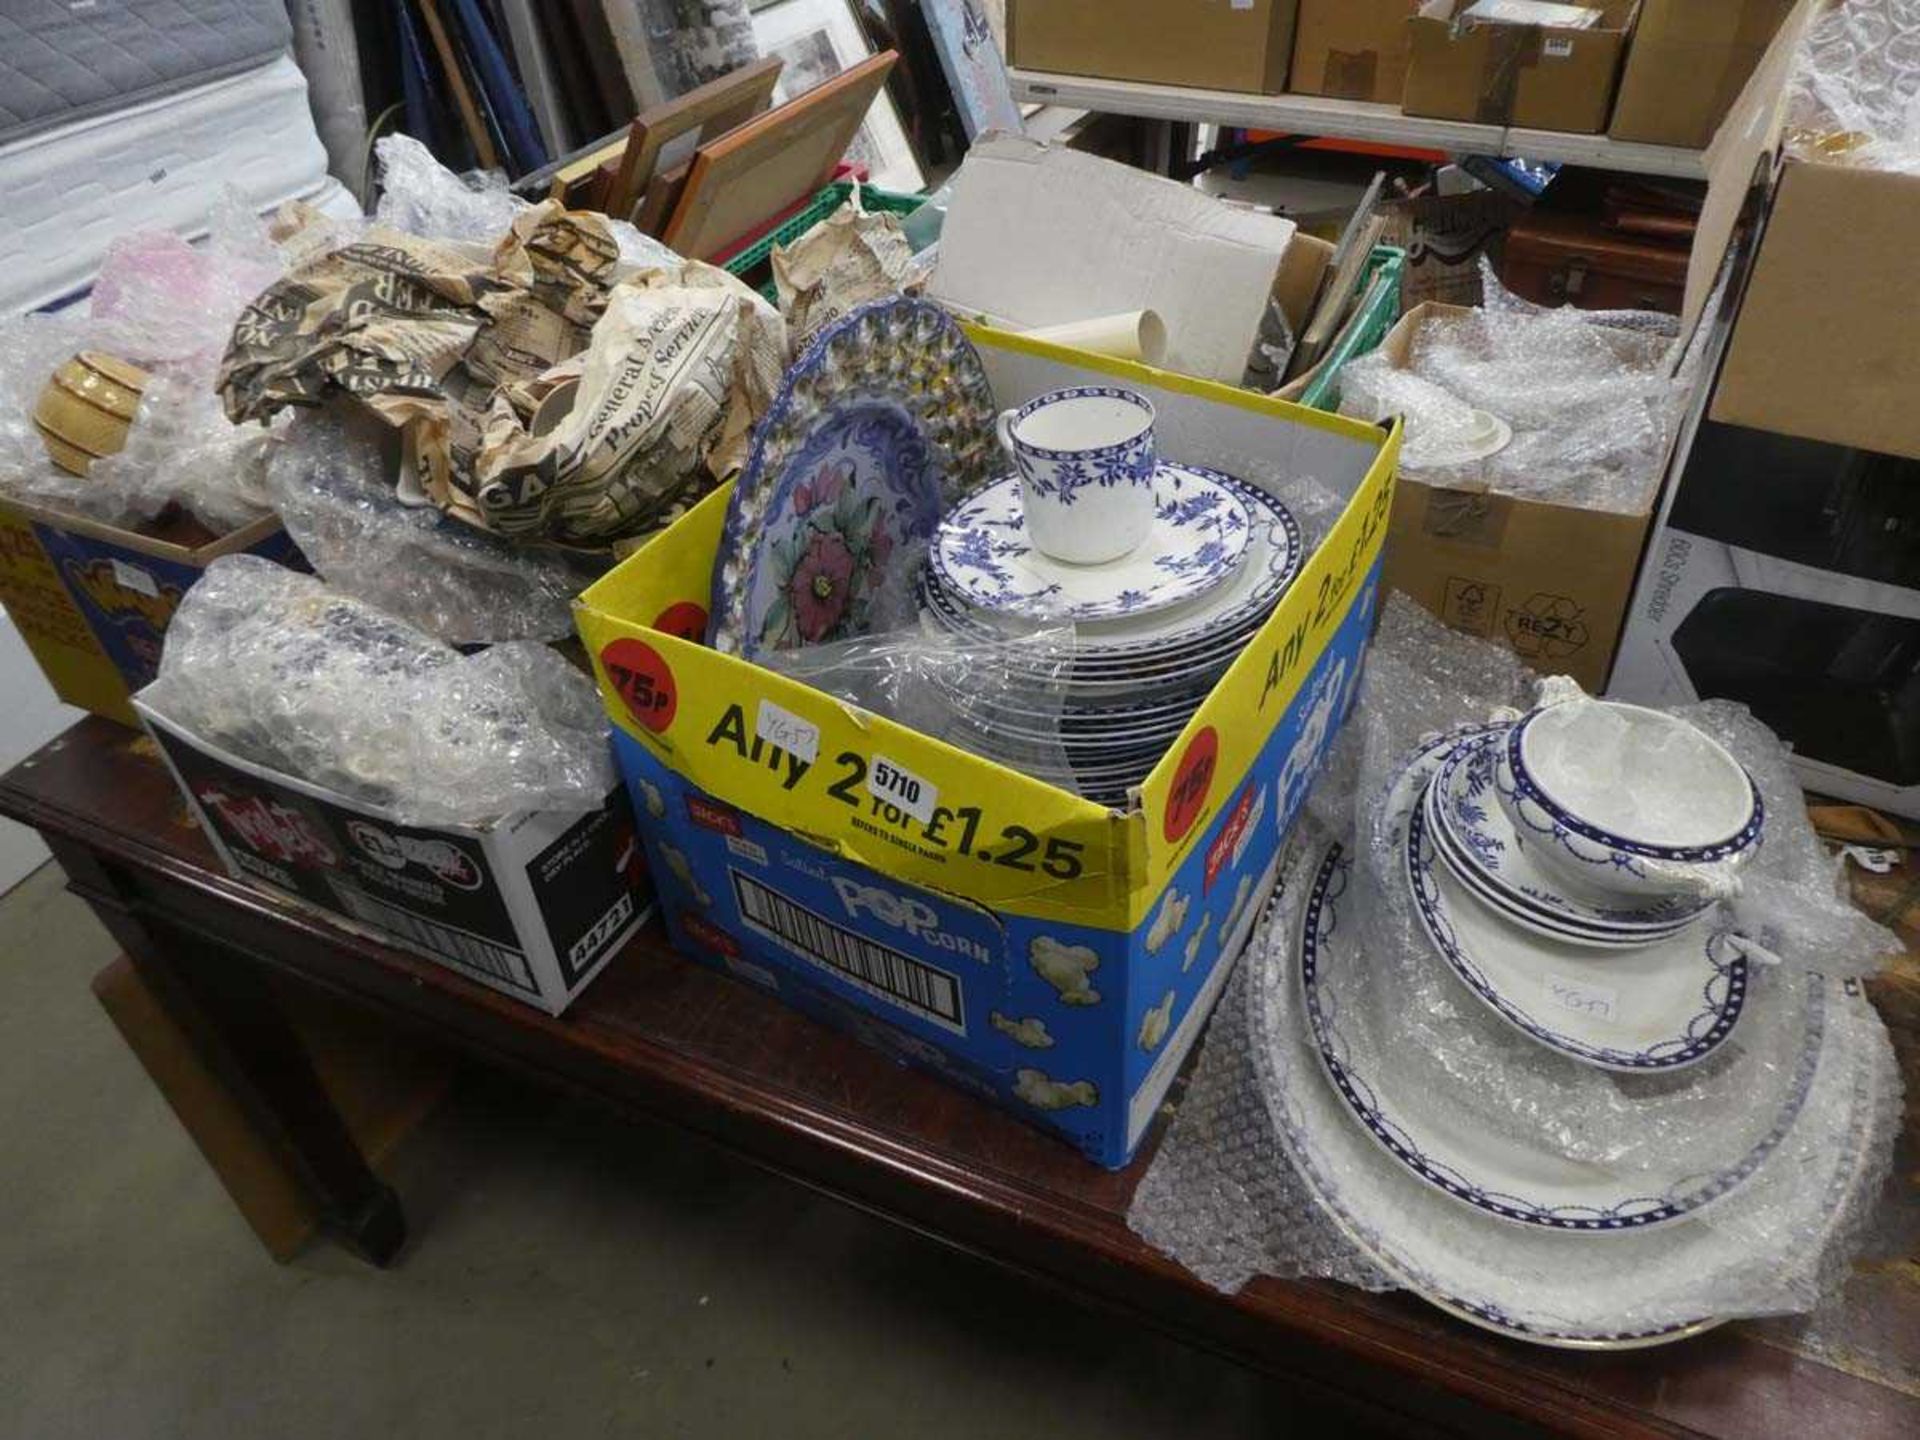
top-left (772, 189), bottom-right (915, 347)
top-left (217, 201), bottom-right (786, 547)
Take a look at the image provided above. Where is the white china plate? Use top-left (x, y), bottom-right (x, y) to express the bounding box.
top-left (1301, 843), bottom-right (1820, 1236)
top-left (921, 468), bottom-right (1300, 659)
top-left (933, 465), bottom-right (1251, 622)
top-left (1406, 796), bottom-right (1747, 1072)
top-left (1259, 846), bottom-right (1888, 1350)
top-left (1434, 730), bottom-right (1713, 936)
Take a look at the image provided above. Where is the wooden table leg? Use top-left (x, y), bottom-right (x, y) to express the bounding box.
top-left (45, 837), bottom-right (407, 1266)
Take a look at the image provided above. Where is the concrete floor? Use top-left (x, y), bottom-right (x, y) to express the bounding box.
top-left (0, 863), bottom-right (1331, 1439)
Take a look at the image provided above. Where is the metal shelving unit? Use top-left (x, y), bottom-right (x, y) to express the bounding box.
top-left (1007, 68), bottom-right (1709, 181)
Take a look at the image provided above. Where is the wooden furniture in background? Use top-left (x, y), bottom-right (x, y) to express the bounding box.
top-left (5, 717), bottom-right (1915, 1438)
top-left (93, 954), bottom-right (452, 1260)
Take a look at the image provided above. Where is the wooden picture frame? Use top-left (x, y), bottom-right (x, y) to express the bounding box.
top-left (660, 50), bottom-right (897, 261)
top-left (752, 0), bottom-right (925, 194)
top-left (604, 56), bottom-right (786, 219)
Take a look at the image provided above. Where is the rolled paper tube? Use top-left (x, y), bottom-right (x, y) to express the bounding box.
top-left (1023, 310), bottom-right (1167, 366)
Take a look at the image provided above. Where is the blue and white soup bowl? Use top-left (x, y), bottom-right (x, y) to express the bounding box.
top-left (1493, 694), bottom-right (1763, 907)
top-left (996, 386), bottom-right (1156, 565)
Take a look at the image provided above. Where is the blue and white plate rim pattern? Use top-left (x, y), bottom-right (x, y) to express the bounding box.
top-left (1436, 731), bottom-right (1713, 934)
top-left (1300, 844), bottom-right (1823, 1235)
top-left (1405, 798), bottom-right (1749, 1072)
top-left (1256, 877), bottom-right (1722, 1351)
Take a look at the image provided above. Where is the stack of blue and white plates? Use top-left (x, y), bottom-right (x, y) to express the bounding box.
top-left (1262, 695), bottom-right (1909, 1348)
top-left (921, 461), bottom-right (1303, 806)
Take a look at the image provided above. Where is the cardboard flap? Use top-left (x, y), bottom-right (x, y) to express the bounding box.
top-left (1680, 0), bottom-right (1820, 331)
top-left (928, 136), bottom-right (1298, 385)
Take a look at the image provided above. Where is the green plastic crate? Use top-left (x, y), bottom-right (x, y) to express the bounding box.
top-left (723, 181), bottom-right (926, 300)
top-left (1297, 245), bottom-right (1406, 413)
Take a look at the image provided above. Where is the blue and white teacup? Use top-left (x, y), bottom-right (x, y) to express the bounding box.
top-left (1493, 692), bottom-right (1763, 906)
top-left (996, 386), bottom-right (1157, 565)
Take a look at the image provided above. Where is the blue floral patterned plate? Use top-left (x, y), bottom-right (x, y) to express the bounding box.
top-left (930, 464), bottom-right (1250, 622)
top-left (709, 296), bottom-right (999, 656)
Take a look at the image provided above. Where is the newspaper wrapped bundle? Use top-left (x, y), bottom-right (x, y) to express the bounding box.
top-left (771, 192), bottom-right (915, 348)
top-left (217, 203), bottom-right (785, 547)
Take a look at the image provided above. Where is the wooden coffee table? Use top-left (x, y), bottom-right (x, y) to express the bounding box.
top-left (4, 717), bottom-right (1914, 1438)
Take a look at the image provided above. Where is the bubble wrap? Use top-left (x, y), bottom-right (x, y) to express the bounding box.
top-left (264, 409), bottom-right (607, 645)
top-left (88, 368), bottom-right (283, 532)
top-left (0, 194), bottom-right (292, 532)
top-left (1129, 597), bottom-right (1905, 1334)
top-left (1788, 0), bottom-right (1920, 172)
top-left (138, 555), bottom-right (614, 826)
top-left (1338, 262), bottom-right (1685, 515)
top-left (761, 611), bottom-right (1081, 786)
top-left (372, 134), bottom-right (682, 271)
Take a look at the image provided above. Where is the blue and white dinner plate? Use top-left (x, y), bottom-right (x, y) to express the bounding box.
top-left (1258, 845), bottom-right (1888, 1350)
top-left (1306, 770), bottom-right (1823, 1237)
top-left (931, 464), bottom-right (1251, 622)
top-left (1405, 792), bottom-right (1748, 1072)
top-left (1432, 731), bottom-right (1712, 940)
top-left (920, 468), bottom-right (1301, 664)
top-left (709, 296), bottom-right (999, 657)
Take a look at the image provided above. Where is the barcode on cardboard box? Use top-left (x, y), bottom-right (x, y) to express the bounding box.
top-left (333, 884), bottom-right (539, 996)
top-left (730, 870), bottom-right (964, 1033)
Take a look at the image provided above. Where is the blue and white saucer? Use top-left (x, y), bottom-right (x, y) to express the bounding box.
top-left (919, 469), bottom-right (1300, 664)
top-left (932, 464), bottom-right (1251, 622)
top-left (1405, 793), bottom-right (1748, 1072)
top-left (1432, 731), bottom-right (1713, 941)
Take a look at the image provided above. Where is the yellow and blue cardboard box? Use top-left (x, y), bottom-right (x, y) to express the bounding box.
top-left (575, 328), bottom-right (1400, 1166)
top-left (0, 495), bottom-right (301, 726)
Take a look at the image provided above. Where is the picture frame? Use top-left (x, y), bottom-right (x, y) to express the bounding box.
top-left (661, 51), bottom-right (897, 259)
top-left (750, 0), bottom-right (925, 194)
top-left (921, 0), bottom-right (1021, 141)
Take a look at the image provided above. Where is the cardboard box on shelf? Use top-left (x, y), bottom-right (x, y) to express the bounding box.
top-left (1289, 0), bottom-right (1424, 103)
top-left (1403, 0), bottom-right (1638, 132)
top-left (575, 328), bottom-right (1400, 1167)
top-left (1609, 0), bottom-right (1795, 148)
top-left (1652, 0), bottom-right (1920, 462)
top-left (1710, 158), bottom-right (1920, 462)
top-left (1609, 411), bottom-right (1920, 820)
top-left (135, 704), bottom-right (653, 1016)
top-left (928, 136), bottom-right (1299, 386)
top-left (1373, 302), bottom-right (1661, 692)
top-left (1007, 0), bottom-right (1300, 94)
top-left (0, 499), bottom-right (301, 727)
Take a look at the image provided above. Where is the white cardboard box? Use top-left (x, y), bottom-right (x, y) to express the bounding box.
top-left (137, 702), bottom-right (654, 1014)
top-left (928, 136), bottom-right (1298, 386)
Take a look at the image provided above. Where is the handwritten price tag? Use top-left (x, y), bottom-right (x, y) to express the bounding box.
top-left (754, 698), bottom-right (819, 765)
top-left (1543, 971), bottom-right (1618, 1023)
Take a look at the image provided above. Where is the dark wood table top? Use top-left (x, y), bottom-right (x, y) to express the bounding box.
top-left (6, 717), bottom-right (1916, 1440)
